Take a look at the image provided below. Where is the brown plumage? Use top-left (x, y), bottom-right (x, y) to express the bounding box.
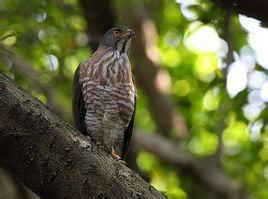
top-left (72, 26), bottom-right (136, 160)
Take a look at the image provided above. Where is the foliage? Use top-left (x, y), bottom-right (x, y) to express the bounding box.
top-left (0, 0), bottom-right (268, 198)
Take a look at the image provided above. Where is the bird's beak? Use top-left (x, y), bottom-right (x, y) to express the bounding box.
top-left (126, 30), bottom-right (136, 39)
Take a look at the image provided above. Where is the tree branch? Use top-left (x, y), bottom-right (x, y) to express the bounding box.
top-left (212, 9), bottom-right (234, 165)
top-left (0, 73), bottom-right (164, 199)
top-left (0, 49), bottom-right (68, 118)
top-left (213, 0), bottom-right (268, 23)
top-left (133, 132), bottom-right (250, 199)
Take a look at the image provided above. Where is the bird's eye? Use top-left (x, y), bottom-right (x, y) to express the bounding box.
top-left (113, 30), bottom-right (120, 36)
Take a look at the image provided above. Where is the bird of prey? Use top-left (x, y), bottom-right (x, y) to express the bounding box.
top-left (72, 26), bottom-right (136, 160)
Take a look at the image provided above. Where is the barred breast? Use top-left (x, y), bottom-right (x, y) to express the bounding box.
top-left (79, 49), bottom-right (136, 156)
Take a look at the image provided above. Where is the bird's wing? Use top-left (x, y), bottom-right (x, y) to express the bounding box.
top-left (121, 88), bottom-right (137, 160)
top-left (72, 63), bottom-right (87, 135)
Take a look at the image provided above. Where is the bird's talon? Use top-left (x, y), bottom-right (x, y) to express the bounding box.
top-left (119, 160), bottom-right (126, 164)
top-left (111, 148), bottom-right (121, 160)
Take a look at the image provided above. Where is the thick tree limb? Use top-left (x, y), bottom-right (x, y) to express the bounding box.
top-left (0, 73), bottom-right (163, 199)
top-left (133, 133), bottom-right (249, 199)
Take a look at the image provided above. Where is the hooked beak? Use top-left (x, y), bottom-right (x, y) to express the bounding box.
top-left (126, 30), bottom-right (136, 39)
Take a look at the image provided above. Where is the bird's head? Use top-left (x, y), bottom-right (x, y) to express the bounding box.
top-left (98, 26), bottom-right (136, 54)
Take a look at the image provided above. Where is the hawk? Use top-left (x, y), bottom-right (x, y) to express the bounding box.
top-left (72, 26), bottom-right (136, 160)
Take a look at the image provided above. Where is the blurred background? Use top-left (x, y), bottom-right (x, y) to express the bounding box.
top-left (0, 0), bottom-right (268, 198)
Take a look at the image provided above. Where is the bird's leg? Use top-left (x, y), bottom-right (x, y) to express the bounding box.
top-left (111, 147), bottom-right (121, 160)
top-left (111, 148), bottom-right (126, 164)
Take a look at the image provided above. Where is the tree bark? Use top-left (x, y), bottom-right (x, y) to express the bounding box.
top-left (0, 73), bottom-right (164, 199)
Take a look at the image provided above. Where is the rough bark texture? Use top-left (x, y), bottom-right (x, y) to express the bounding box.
top-left (0, 73), bottom-right (164, 199)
